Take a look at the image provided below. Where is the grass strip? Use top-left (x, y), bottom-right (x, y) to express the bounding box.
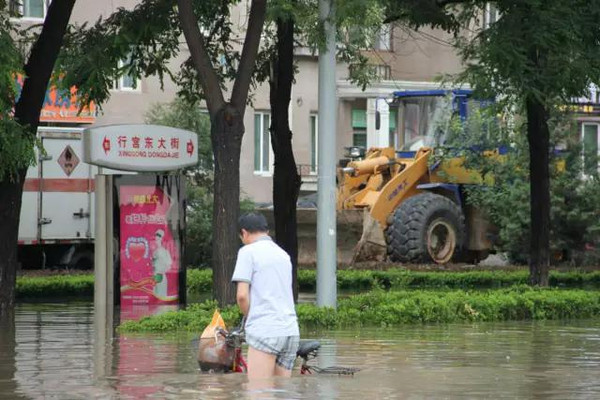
top-left (118, 286), bottom-right (600, 333)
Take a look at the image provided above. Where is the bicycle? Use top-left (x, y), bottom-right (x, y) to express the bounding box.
top-left (197, 324), bottom-right (358, 376)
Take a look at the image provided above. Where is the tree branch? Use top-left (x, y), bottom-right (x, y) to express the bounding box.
top-left (231, 0), bottom-right (267, 111)
top-left (383, 0), bottom-right (467, 24)
top-left (14, 0), bottom-right (76, 131)
top-left (176, 0), bottom-right (225, 114)
top-left (436, 0), bottom-right (468, 6)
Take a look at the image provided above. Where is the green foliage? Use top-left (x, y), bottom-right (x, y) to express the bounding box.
top-left (16, 269), bottom-right (600, 299)
top-left (182, 189), bottom-right (254, 267)
top-left (438, 0), bottom-right (600, 271)
top-left (382, 0), bottom-right (459, 31)
top-left (439, 107), bottom-right (600, 264)
top-left (452, 0), bottom-right (600, 107)
top-left (0, 6), bottom-right (22, 113)
top-left (119, 286), bottom-right (600, 332)
top-left (261, 0), bottom-right (401, 90)
top-left (145, 98), bottom-right (212, 174)
top-left (144, 97), bottom-right (214, 266)
top-left (0, 121), bottom-right (37, 181)
top-left (56, 0), bottom-right (242, 107)
top-left (143, 97), bottom-right (255, 266)
top-left (298, 269), bottom-right (600, 291)
top-left (549, 129), bottom-right (600, 265)
top-left (0, 6), bottom-right (35, 181)
top-left (119, 299), bottom-right (242, 333)
top-left (16, 274), bottom-right (94, 298)
top-left (186, 268), bottom-right (213, 293)
top-left (184, 185), bottom-right (214, 267)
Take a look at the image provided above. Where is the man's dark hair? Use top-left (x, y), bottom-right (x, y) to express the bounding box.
top-left (238, 212), bottom-right (269, 233)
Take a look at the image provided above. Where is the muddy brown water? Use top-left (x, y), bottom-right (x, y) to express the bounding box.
top-left (1, 302), bottom-right (599, 399)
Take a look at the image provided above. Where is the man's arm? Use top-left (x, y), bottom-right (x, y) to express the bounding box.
top-left (236, 282), bottom-right (250, 315)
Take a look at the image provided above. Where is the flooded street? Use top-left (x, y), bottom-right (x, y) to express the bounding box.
top-left (1, 302), bottom-right (600, 399)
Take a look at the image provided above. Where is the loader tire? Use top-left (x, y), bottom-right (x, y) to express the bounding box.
top-left (385, 192), bottom-right (465, 264)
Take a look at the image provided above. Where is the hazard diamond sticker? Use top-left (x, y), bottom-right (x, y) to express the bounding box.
top-left (57, 145), bottom-right (80, 176)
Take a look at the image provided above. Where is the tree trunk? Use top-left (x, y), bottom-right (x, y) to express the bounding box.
top-left (270, 14), bottom-right (301, 302)
top-left (177, 0), bottom-right (266, 305)
top-left (211, 104), bottom-right (244, 306)
top-left (0, 171), bottom-right (26, 315)
top-left (0, 0), bottom-right (76, 315)
top-left (526, 96), bottom-right (551, 286)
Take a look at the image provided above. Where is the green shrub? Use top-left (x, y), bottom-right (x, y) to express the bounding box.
top-left (119, 287), bottom-right (600, 332)
top-left (144, 98), bottom-right (255, 267)
top-left (186, 268), bottom-right (213, 293)
top-left (440, 110), bottom-right (600, 265)
top-left (16, 275), bottom-right (94, 298)
top-left (119, 300), bottom-right (242, 333)
top-left (297, 269), bottom-right (600, 292)
top-left (17, 269), bottom-right (600, 298)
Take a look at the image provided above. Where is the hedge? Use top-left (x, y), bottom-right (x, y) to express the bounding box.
top-left (16, 269), bottom-right (600, 298)
top-left (16, 274), bottom-right (94, 298)
top-left (298, 269), bottom-right (600, 291)
top-left (190, 269), bottom-right (600, 292)
top-left (118, 286), bottom-right (600, 332)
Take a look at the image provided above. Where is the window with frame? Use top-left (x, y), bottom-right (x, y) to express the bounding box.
top-left (484, 3), bottom-right (499, 29)
top-left (310, 114), bottom-right (318, 173)
top-left (113, 57), bottom-right (140, 91)
top-left (10, 0), bottom-right (49, 19)
top-left (582, 123), bottom-right (599, 175)
top-left (372, 25), bottom-right (392, 51)
top-left (254, 112), bottom-right (272, 174)
top-left (351, 108), bottom-right (397, 148)
top-left (352, 109), bottom-right (367, 148)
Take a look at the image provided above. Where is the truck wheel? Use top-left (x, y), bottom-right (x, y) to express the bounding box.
top-left (69, 250), bottom-right (94, 270)
top-left (385, 192), bottom-right (465, 264)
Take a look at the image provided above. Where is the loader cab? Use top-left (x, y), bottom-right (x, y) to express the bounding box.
top-left (393, 89), bottom-right (476, 151)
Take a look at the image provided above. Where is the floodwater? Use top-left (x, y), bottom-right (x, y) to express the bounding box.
top-left (1, 302), bottom-right (600, 399)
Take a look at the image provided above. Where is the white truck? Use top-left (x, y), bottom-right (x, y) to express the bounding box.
top-left (18, 126), bottom-right (126, 269)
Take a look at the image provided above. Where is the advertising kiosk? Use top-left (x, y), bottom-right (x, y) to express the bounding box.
top-left (86, 124), bottom-right (198, 328)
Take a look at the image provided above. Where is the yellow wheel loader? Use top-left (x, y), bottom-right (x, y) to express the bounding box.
top-left (337, 146), bottom-right (494, 265)
top-left (334, 88), bottom-right (498, 265)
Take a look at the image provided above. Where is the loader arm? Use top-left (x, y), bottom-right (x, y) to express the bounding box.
top-left (363, 148), bottom-right (432, 228)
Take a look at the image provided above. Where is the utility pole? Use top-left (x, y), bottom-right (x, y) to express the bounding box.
top-left (316, 0), bottom-right (337, 308)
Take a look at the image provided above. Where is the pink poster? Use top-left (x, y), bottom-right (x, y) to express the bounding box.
top-left (119, 185), bottom-right (179, 307)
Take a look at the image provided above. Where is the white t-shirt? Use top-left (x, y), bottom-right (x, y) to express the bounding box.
top-left (231, 236), bottom-right (299, 338)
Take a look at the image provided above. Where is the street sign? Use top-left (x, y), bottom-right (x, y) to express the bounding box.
top-left (83, 124), bottom-right (199, 172)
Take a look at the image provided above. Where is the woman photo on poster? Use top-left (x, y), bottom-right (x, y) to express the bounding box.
top-left (152, 228), bottom-right (173, 298)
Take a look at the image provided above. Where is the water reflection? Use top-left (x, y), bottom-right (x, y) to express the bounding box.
top-left (0, 302), bottom-right (599, 399)
top-left (0, 312), bottom-right (26, 400)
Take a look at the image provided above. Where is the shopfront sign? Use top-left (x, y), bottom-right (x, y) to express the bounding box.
top-left (83, 124), bottom-right (198, 171)
top-left (15, 75), bottom-right (96, 123)
top-left (569, 84), bottom-right (600, 114)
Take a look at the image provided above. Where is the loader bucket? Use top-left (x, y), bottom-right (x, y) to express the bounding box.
top-left (257, 208), bottom-right (383, 265)
top-left (349, 210), bottom-right (387, 263)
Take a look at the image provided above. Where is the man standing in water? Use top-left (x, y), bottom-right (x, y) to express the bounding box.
top-left (232, 213), bottom-right (300, 379)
